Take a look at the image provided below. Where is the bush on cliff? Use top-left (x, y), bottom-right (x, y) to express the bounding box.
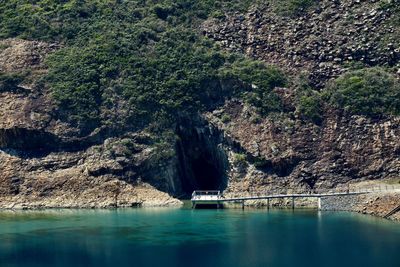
top-left (324, 67), bottom-right (400, 117)
top-left (220, 59), bottom-right (287, 115)
top-left (297, 93), bottom-right (322, 124)
top-left (292, 75), bottom-right (323, 124)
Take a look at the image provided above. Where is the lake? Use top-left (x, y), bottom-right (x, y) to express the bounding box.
top-left (0, 207), bottom-right (399, 267)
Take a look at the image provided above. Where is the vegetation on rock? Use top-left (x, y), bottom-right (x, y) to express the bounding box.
top-left (296, 88), bottom-right (323, 123)
top-left (0, 0), bottom-right (288, 134)
top-left (325, 67), bottom-right (400, 117)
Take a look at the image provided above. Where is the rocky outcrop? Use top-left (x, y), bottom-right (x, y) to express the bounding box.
top-left (0, 38), bottom-right (59, 73)
top-left (203, 0), bottom-right (400, 87)
top-left (0, 39), bottom-right (182, 208)
top-left (205, 100), bottom-right (400, 195)
top-left (199, 0), bottom-right (400, 218)
top-left (1, 0), bottom-right (400, 213)
top-left (0, 131), bottom-right (183, 209)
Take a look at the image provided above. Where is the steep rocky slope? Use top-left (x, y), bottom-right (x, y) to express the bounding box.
top-left (203, 0), bottom-right (399, 87)
top-left (205, 100), bottom-right (400, 194)
top-left (0, 1), bottom-right (399, 214)
top-left (198, 0), bottom-right (400, 198)
top-left (0, 39), bottom-right (181, 208)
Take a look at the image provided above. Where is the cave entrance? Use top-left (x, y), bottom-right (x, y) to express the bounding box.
top-left (191, 154), bottom-right (222, 191)
top-left (176, 122), bottom-right (228, 198)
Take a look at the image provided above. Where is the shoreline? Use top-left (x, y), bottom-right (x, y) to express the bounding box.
top-left (1, 196), bottom-right (398, 222)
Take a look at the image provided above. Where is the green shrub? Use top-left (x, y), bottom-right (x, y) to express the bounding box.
top-left (297, 95), bottom-right (322, 123)
top-left (295, 83), bottom-right (323, 123)
top-left (0, 43), bottom-right (10, 52)
top-left (233, 153), bottom-right (247, 164)
top-left (253, 157), bottom-right (269, 168)
top-left (211, 10), bottom-right (225, 19)
top-left (378, 0), bottom-right (395, 10)
top-left (324, 67), bottom-right (400, 117)
top-left (221, 59), bottom-right (287, 115)
top-left (221, 114), bottom-right (231, 123)
top-left (153, 4), bottom-right (174, 20)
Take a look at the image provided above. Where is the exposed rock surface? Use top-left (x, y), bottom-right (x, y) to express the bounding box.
top-left (205, 100), bottom-right (400, 194)
top-left (199, 0), bottom-right (400, 218)
top-left (203, 0), bottom-right (400, 87)
top-left (1, 0), bottom-right (400, 215)
top-left (0, 38), bottom-right (59, 73)
top-left (0, 134), bottom-right (183, 209)
top-left (0, 39), bottom-right (182, 208)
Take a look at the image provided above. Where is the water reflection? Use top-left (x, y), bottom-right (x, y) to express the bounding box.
top-left (0, 209), bottom-right (399, 267)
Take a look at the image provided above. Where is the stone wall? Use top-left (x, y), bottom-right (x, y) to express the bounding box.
top-left (320, 192), bottom-right (400, 221)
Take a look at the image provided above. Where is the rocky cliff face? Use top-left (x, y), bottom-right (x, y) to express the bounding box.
top-left (1, 1), bottom-right (400, 210)
top-left (197, 0), bottom-right (400, 197)
top-left (205, 100), bottom-right (400, 196)
top-left (0, 39), bottom-right (182, 208)
top-left (203, 0), bottom-right (399, 87)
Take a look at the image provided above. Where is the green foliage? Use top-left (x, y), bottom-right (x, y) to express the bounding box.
top-left (221, 59), bottom-right (287, 115)
top-left (378, 0), bottom-right (396, 10)
top-left (0, 0), bottom-right (289, 133)
top-left (233, 153), bottom-right (247, 164)
top-left (0, 43), bottom-right (10, 52)
top-left (295, 79), bottom-right (323, 123)
top-left (324, 67), bottom-right (400, 117)
top-left (150, 130), bottom-right (178, 162)
top-left (297, 94), bottom-right (322, 123)
top-left (3, 0), bottom-right (396, 137)
top-left (221, 114), bottom-right (231, 123)
top-left (153, 4), bottom-right (173, 20)
top-left (0, 0), bottom-right (256, 41)
top-left (253, 157), bottom-right (269, 168)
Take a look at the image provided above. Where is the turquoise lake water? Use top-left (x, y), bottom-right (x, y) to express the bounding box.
top-left (0, 208), bottom-right (399, 267)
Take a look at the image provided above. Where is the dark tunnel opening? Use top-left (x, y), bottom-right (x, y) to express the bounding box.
top-left (176, 122), bottom-right (228, 198)
top-left (191, 154), bottom-right (223, 190)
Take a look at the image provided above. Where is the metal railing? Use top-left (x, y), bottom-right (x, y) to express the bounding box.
top-left (192, 190), bottom-right (221, 196)
top-left (384, 204), bottom-right (400, 218)
top-left (222, 184), bottom-right (400, 200)
top-left (192, 191), bottom-right (222, 200)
